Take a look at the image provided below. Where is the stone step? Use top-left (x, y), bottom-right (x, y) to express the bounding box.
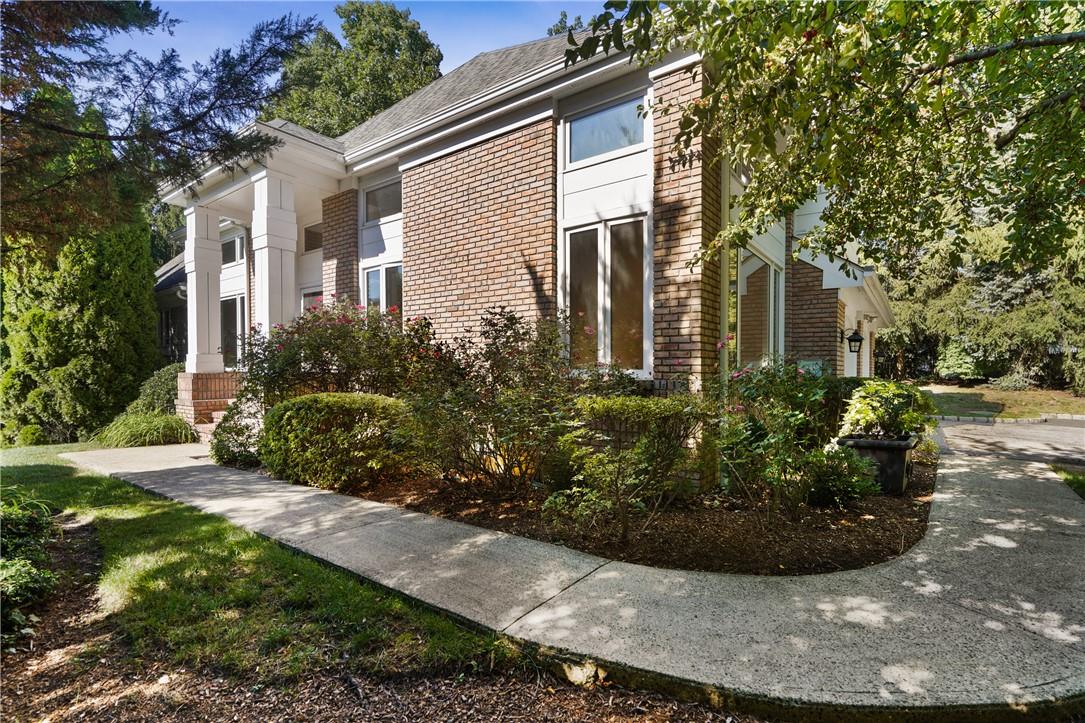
top-left (194, 422), bottom-right (216, 445)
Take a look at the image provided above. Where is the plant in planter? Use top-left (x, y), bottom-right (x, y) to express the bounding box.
top-left (837, 380), bottom-right (938, 494)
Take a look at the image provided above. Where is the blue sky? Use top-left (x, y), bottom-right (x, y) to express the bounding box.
top-left (113, 1), bottom-right (603, 73)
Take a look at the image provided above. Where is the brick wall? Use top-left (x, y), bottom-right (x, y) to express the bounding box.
top-left (784, 219), bottom-right (844, 374)
top-left (652, 67), bottom-right (721, 387)
top-left (321, 189), bottom-right (360, 302)
top-left (401, 118), bottom-right (556, 339)
top-left (176, 372), bottom-right (239, 424)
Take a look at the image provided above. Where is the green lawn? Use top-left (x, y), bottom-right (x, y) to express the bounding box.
top-left (922, 385), bottom-right (1085, 419)
top-left (1053, 464), bottom-right (1085, 500)
top-left (0, 443), bottom-right (511, 680)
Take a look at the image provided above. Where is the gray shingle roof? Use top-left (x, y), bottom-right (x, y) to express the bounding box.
top-left (263, 119), bottom-right (344, 152)
top-left (335, 33), bottom-right (580, 153)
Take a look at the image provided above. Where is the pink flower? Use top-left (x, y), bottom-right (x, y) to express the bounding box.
top-left (726, 333), bottom-right (735, 341)
top-left (716, 340), bottom-right (726, 351)
top-left (387, 304), bottom-right (400, 314)
top-left (797, 368), bottom-right (806, 375)
top-left (583, 325), bottom-right (595, 336)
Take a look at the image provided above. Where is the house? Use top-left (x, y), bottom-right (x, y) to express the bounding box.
top-left (159, 35), bottom-right (893, 425)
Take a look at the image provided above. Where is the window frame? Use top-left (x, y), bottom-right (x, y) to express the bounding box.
top-left (220, 233), bottom-right (245, 268)
top-left (302, 222), bottom-right (324, 254)
top-left (362, 179), bottom-right (403, 227)
top-left (561, 214), bottom-right (653, 377)
top-left (219, 294), bottom-right (246, 369)
top-left (361, 261), bottom-right (403, 312)
top-left (563, 92), bottom-right (649, 172)
top-left (299, 286), bottom-right (323, 312)
top-left (735, 248), bottom-right (785, 367)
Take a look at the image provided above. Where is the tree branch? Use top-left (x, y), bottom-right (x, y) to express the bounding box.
top-left (916, 30), bottom-right (1085, 76)
top-left (994, 85), bottom-right (1081, 150)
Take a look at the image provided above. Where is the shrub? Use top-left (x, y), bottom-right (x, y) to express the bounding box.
top-left (545, 395), bottom-right (705, 541)
top-left (913, 437), bottom-right (941, 467)
top-left (935, 340), bottom-right (984, 384)
top-left (209, 395), bottom-right (264, 469)
top-left (804, 447), bottom-right (879, 508)
top-left (259, 393), bottom-right (418, 491)
top-left (1, 559), bottom-right (56, 622)
top-left (990, 368), bottom-right (1037, 391)
top-left (94, 412), bottom-right (198, 447)
top-left (840, 380), bottom-right (938, 440)
top-left (0, 491), bottom-right (56, 633)
top-left (127, 362), bottom-right (184, 414)
top-left (16, 424), bottom-right (46, 447)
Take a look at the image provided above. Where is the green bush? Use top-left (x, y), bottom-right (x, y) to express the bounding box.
top-left (209, 396), bottom-right (264, 469)
top-left (935, 340), bottom-right (984, 383)
top-left (840, 380), bottom-right (938, 440)
top-left (127, 362), bottom-right (184, 414)
top-left (804, 447), bottom-right (879, 508)
top-left (0, 491), bottom-right (57, 633)
top-left (1, 559), bottom-right (56, 615)
top-left (259, 393), bottom-right (418, 491)
top-left (94, 412), bottom-right (198, 447)
top-left (16, 424), bottom-right (46, 447)
top-left (544, 395), bottom-right (705, 541)
top-left (990, 368), bottom-right (1037, 391)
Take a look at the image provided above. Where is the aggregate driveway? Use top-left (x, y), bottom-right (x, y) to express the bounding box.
top-left (61, 438), bottom-right (1085, 720)
top-left (937, 420), bottom-right (1084, 464)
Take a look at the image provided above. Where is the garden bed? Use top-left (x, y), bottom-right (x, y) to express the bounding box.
top-left (361, 460), bottom-right (936, 576)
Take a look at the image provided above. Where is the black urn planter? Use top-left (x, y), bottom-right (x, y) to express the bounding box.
top-left (837, 435), bottom-right (919, 495)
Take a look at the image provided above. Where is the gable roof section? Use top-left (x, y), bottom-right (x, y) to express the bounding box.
top-left (263, 119), bottom-right (343, 152)
top-left (336, 33), bottom-right (580, 154)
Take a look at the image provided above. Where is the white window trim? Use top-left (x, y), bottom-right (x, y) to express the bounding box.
top-left (362, 179), bottom-right (403, 228)
top-left (736, 250), bottom-right (785, 366)
top-left (220, 233), bottom-right (245, 268)
top-left (219, 294), bottom-right (246, 369)
top-left (361, 261), bottom-right (403, 312)
top-left (563, 91), bottom-right (650, 172)
top-left (299, 286), bottom-right (323, 312)
top-left (301, 222), bottom-right (324, 255)
top-left (560, 214), bottom-right (653, 378)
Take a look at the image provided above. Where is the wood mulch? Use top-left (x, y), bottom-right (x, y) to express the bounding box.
top-left (1, 515), bottom-right (762, 722)
top-left (361, 463), bottom-right (937, 576)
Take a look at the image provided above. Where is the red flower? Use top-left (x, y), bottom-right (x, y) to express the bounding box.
top-left (387, 304), bottom-right (400, 314)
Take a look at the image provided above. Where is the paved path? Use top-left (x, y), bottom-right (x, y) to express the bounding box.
top-left (61, 435), bottom-right (1085, 719)
top-left (936, 420), bottom-right (1084, 465)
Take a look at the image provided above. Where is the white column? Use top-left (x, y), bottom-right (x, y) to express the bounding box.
top-left (184, 206), bottom-right (224, 373)
top-left (251, 171), bottom-right (297, 330)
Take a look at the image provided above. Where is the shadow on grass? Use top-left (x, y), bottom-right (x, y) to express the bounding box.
top-left (925, 390), bottom-right (1004, 417)
top-left (1, 452), bottom-right (511, 683)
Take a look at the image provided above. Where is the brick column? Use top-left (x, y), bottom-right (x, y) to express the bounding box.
top-left (175, 372), bottom-right (239, 425)
top-left (321, 189), bottom-right (360, 302)
top-left (651, 66), bottom-right (721, 390)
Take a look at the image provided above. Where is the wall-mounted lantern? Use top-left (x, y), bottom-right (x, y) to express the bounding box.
top-left (840, 328), bottom-right (864, 354)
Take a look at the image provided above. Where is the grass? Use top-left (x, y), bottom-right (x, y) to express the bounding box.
top-left (922, 384), bottom-right (1085, 419)
top-left (1053, 464), bottom-right (1085, 500)
top-left (0, 443), bottom-right (512, 680)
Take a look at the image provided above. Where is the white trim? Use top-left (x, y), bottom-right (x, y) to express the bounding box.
top-left (647, 50), bottom-right (702, 80)
top-left (361, 261), bottom-right (404, 312)
top-left (563, 91), bottom-right (649, 171)
top-left (299, 285), bottom-right (323, 312)
top-left (361, 178), bottom-right (403, 227)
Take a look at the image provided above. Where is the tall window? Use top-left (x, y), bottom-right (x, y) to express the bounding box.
top-left (365, 180), bottom-right (402, 223)
top-left (565, 218), bottom-right (649, 373)
top-left (737, 249), bottom-right (782, 367)
top-left (363, 263), bottom-right (403, 312)
top-left (220, 296), bottom-right (245, 367)
top-left (568, 96), bottom-right (645, 164)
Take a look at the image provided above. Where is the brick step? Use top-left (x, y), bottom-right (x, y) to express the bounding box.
top-left (194, 422), bottom-right (216, 445)
top-left (211, 405), bottom-right (233, 424)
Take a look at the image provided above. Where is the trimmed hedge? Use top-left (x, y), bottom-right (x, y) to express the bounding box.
top-left (95, 412), bottom-right (198, 447)
top-left (259, 392), bottom-right (417, 491)
top-left (127, 362), bottom-right (184, 414)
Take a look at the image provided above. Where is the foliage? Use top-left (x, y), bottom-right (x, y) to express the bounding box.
top-left (209, 395), bottom-right (264, 469)
top-left (840, 380), bottom-right (938, 439)
top-left (567, 2), bottom-right (1085, 272)
top-left (94, 412), bottom-right (198, 448)
top-left (0, 219), bottom-right (158, 444)
top-left (262, 1), bottom-right (441, 138)
top-left (913, 437), bottom-right (941, 468)
top-left (547, 10), bottom-right (585, 36)
top-left (1, 3), bottom-right (316, 255)
top-left (935, 340), bottom-right (984, 383)
top-left (990, 369), bottom-right (1038, 392)
top-left (0, 490), bottom-right (56, 635)
top-left (16, 425), bottom-right (46, 447)
top-left (127, 363), bottom-right (185, 414)
top-left (803, 446), bottom-right (878, 509)
top-left (147, 200), bottom-right (186, 266)
top-left (2, 444), bottom-right (512, 680)
top-left (546, 394), bottom-right (705, 542)
top-left (259, 393), bottom-right (418, 491)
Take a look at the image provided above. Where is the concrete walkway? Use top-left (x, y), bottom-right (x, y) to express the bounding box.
top-left (60, 433), bottom-right (1085, 719)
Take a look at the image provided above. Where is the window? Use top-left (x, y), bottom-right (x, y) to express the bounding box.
top-left (220, 296), bottom-right (245, 367)
top-left (303, 223), bottom-right (323, 252)
top-left (363, 263), bottom-right (403, 312)
top-left (737, 249), bottom-right (783, 367)
top-left (568, 96), bottom-right (645, 164)
top-left (221, 234), bottom-right (244, 265)
top-left (565, 218), bottom-right (649, 372)
top-left (301, 289), bottom-right (322, 310)
top-left (365, 180), bottom-right (402, 223)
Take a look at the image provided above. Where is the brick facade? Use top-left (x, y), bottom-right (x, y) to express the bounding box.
top-left (321, 189), bottom-right (360, 302)
top-left (652, 67), bottom-right (721, 387)
top-left (784, 217), bottom-right (845, 375)
top-left (401, 118), bottom-right (557, 339)
top-left (175, 372), bottom-right (239, 424)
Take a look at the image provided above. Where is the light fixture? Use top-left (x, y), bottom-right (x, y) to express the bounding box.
top-left (840, 328), bottom-right (864, 354)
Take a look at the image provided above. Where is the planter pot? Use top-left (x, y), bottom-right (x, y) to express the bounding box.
top-left (838, 435), bottom-right (919, 495)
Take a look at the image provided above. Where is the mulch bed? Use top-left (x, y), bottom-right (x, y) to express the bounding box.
top-left (361, 462), bottom-right (937, 576)
top-left (1, 515), bottom-right (762, 722)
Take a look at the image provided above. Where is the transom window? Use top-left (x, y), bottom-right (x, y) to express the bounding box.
top-left (303, 223), bottom-right (323, 252)
top-left (365, 180), bottom-right (402, 223)
top-left (221, 234), bottom-right (244, 266)
top-left (363, 263), bottom-right (403, 313)
top-left (565, 218), bottom-right (650, 373)
top-left (568, 96), bottom-right (645, 164)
